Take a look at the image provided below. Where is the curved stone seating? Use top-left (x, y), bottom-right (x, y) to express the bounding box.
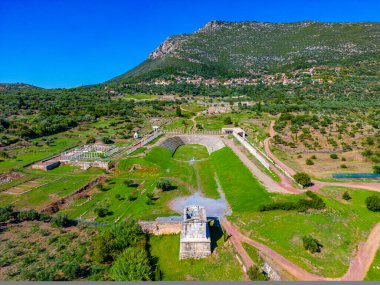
top-left (160, 135), bottom-right (225, 154)
top-left (160, 137), bottom-right (185, 154)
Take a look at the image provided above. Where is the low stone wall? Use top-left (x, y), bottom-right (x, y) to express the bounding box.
top-left (138, 221), bottom-right (182, 235)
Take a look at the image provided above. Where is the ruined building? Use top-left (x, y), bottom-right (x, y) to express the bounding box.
top-left (179, 205), bottom-right (211, 259)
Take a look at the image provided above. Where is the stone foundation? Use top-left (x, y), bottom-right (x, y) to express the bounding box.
top-left (138, 221), bottom-right (182, 235)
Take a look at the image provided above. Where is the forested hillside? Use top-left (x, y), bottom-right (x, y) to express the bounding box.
top-left (109, 20), bottom-right (380, 83)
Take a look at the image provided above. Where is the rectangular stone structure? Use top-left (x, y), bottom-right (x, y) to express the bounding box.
top-left (179, 205), bottom-right (211, 259)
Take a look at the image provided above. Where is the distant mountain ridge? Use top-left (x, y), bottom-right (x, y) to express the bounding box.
top-left (108, 20), bottom-right (380, 84)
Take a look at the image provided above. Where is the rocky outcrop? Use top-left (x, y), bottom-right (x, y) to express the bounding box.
top-left (148, 36), bottom-right (184, 60)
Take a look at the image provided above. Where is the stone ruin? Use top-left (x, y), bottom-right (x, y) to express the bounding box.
top-left (179, 205), bottom-right (211, 260)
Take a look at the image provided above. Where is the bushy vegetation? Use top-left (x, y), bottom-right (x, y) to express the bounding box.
top-left (302, 235), bottom-right (322, 253)
top-left (365, 195), bottom-right (380, 212)
top-left (293, 172), bottom-right (311, 187)
top-left (247, 265), bottom-right (268, 281)
top-left (259, 191), bottom-right (325, 212)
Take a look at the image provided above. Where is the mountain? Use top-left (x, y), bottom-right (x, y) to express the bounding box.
top-left (0, 83), bottom-right (41, 92)
top-left (107, 20), bottom-right (380, 84)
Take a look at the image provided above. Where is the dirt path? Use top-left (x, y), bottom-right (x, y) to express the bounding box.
top-left (190, 111), bottom-right (201, 130)
top-left (264, 120), bottom-right (296, 176)
top-left (222, 218), bottom-right (380, 281)
top-left (223, 138), bottom-right (300, 194)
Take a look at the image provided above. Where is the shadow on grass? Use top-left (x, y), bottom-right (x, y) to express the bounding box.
top-left (208, 217), bottom-right (223, 253)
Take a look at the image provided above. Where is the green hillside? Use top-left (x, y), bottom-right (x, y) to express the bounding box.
top-left (108, 20), bottom-right (380, 83)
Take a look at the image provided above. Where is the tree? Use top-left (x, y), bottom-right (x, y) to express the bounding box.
top-left (374, 166), bottom-right (380, 174)
top-left (293, 172), bottom-right (311, 187)
top-left (306, 159), bottom-right (314, 165)
top-left (156, 179), bottom-right (172, 191)
top-left (365, 195), bottom-right (380, 212)
top-left (247, 265), bottom-right (268, 281)
top-left (302, 235), bottom-right (321, 253)
top-left (342, 191), bottom-right (351, 201)
top-left (101, 136), bottom-right (113, 144)
top-left (110, 248), bottom-right (152, 281)
top-left (330, 153), bottom-right (338, 159)
top-left (223, 116), bottom-right (232, 125)
top-left (175, 106), bottom-right (182, 117)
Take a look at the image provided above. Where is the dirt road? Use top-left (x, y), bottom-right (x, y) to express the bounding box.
top-left (264, 121), bottom-right (296, 176)
top-left (223, 138), bottom-right (300, 194)
top-left (221, 218), bottom-right (380, 281)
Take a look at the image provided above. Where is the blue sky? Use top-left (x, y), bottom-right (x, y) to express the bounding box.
top-left (0, 0), bottom-right (379, 88)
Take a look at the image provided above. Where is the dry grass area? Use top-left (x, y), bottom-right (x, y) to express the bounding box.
top-left (272, 147), bottom-right (376, 179)
top-left (295, 151), bottom-right (375, 179)
top-left (276, 121), bottom-right (377, 152)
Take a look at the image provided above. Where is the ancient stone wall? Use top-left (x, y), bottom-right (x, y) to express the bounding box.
top-left (138, 221), bottom-right (182, 235)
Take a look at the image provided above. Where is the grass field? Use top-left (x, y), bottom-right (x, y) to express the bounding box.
top-left (173, 144), bottom-right (209, 161)
top-left (61, 145), bottom-right (218, 221)
top-left (149, 228), bottom-right (245, 280)
top-left (231, 186), bottom-right (380, 277)
top-left (211, 147), bottom-right (272, 212)
top-left (0, 166), bottom-right (104, 210)
top-left (366, 250), bottom-right (380, 280)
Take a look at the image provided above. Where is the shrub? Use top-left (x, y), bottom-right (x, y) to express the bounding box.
top-left (51, 214), bottom-right (71, 228)
top-left (342, 191), bottom-right (351, 201)
top-left (146, 193), bottom-right (154, 200)
top-left (330, 153), bottom-right (338, 159)
top-left (306, 159), bottom-right (314, 165)
top-left (128, 194), bottom-right (137, 201)
top-left (341, 157), bottom-right (346, 161)
top-left (311, 155), bottom-right (317, 159)
top-left (86, 137), bottom-right (96, 144)
top-left (223, 116), bottom-right (232, 125)
top-left (17, 209), bottom-right (39, 221)
top-left (124, 179), bottom-right (134, 186)
top-left (340, 164), bottom-right (347, 169)
top-left (259, 191), bottom-right (325, 212)
top-left (94, 207), bottom-right (110, 218)
top-left (0, 204), bottom-right (14, 223)
top-left (365, 195), bottom-right (380, 212)
top-left (101, 136), bottom-right (113, 144)
top-left (110, 247), bottom-right (152, 281)
top-left (293, 172), bottom-right (311, 187)
top-left (62, 260), bottom-right (81, 280)
top-left (374, 166), bottom-right (380, 174)
top-left (303, 235), bottom-right (322, 253)
top-left (247, 265), bottom-right (268, 281)
top-left (92, 220), bottom-right (146, 264)
top-left (156, 179), bottom-right (172, 191)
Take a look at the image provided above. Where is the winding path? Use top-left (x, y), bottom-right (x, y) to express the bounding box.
top-left (222, 120), bottom-right (380, 280)
top-left (222, 218), bottom-right (380, 281)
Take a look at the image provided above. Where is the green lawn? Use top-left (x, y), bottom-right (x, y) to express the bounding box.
top-left (0, 166), bottom-right (104, 210)
top-left (173, 144), bottom-right (209, 161)
top-left (211, 147), bottom-right (272, 212)
top-left (149, 228), bottom-right (245, 280)
top-left (230, 186), bottom-right (380, 278)
top-left (0, 136), bottom-right (81, 172)
top-left (366, 250), bottom-right (380, 280)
